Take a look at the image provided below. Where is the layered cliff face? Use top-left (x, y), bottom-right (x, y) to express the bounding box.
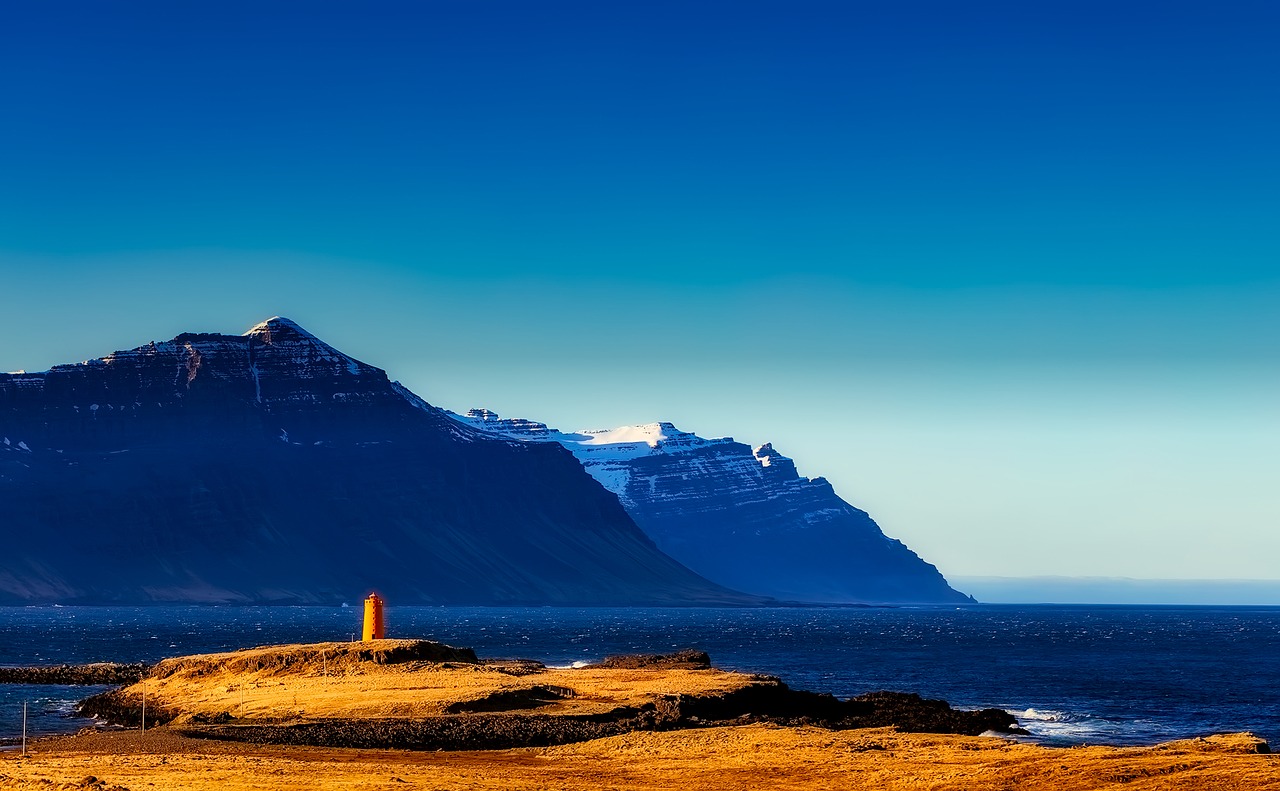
top-left (450, 411), bottom-right (970, 604)
top-left (0, 318), bottom-right (749, 606)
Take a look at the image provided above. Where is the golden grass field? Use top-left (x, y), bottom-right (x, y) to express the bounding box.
top-left (1, 641), bottom-right (1276, 790)
top-left (2, 724), bottom-right (1277, 790)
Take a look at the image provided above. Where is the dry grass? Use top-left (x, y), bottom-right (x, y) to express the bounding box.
top-left (6, 641), bottom-right (1274, 789)
top-left (127, 641), bottom-right (761, 721)
top-left (2, 724), bottom-right (1276, 790)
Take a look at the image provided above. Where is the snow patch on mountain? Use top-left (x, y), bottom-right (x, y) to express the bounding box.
top-left (449, 410), bottom-right (741, 463)
top-left (448, 409), bottom-right (830, 511)
top-left (243, 316), bottom-right (318, 340)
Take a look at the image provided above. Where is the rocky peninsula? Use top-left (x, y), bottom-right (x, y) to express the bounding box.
top-left (73, 640), bottom-right (1017, 749)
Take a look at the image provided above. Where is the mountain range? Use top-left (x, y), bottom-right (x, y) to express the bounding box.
top-left (1, 317), bottom-right (967, 605)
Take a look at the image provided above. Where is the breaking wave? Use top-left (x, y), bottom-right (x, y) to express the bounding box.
top-left (1010, 707), bottom-right (1167, 745)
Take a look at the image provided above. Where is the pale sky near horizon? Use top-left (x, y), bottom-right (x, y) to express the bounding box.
top-left (2, 2), bottom-right (1278, 584)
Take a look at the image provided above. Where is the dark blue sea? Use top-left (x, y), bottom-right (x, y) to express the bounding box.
top-left (3, 605), bottom-right (1278, 747)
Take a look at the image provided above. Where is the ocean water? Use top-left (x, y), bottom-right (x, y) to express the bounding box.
top-left (2, 604), bottom-right (1277, 747)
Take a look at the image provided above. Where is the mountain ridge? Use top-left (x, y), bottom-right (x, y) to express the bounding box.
top-left (448, 409), bottom-right (971, 604)
top-left (0, 317), bottom-right (754, 606)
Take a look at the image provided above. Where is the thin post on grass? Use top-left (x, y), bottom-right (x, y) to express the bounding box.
top-left (322, 648), bottom-right (327, 677)
top-left (21, 701), bottom-right (27, 757)
top-left (141, 682), bottom-right (146, 733)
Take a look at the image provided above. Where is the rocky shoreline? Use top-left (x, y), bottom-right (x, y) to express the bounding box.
top-left (0, 662), bottom-right (148, 686)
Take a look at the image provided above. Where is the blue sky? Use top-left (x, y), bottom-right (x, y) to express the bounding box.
top-left (2, 2), bottom-right (1278, 586)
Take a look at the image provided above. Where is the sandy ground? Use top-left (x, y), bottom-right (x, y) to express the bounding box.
top-left (1, 724), bottom-right (1276, 790)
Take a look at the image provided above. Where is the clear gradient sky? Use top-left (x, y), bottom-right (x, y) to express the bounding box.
top-left (2, 2), bottom-right (1277, 584)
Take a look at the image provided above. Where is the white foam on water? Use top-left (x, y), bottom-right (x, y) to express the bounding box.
top-left (547, 660), bottom-right (592, 669)
top-left (1010, 707), bottom-right (1133, 743)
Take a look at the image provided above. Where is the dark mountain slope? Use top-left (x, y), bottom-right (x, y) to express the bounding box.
top-left (0, 318), bottom-right (752, 605)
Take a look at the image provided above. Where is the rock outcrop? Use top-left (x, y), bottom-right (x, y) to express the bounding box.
top-left (0, 663), bottom-right (147, 686)
top-left (450, 411), bottom-right (969, 604)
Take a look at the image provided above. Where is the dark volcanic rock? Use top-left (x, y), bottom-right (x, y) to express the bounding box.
top-left (593, 650), bottom-right (712, 670)
top-left (671, 685), bottom-right (1019, 736)
top-left (452, 412), bottom-right (971, 604)
top-left (444, 685), bottom-right (576, 713)
top-left (147, 683), bottom-right (1021, 751)
top-left (0, 317), bottom-right (753, 606)
top-left (77, 688), bottom-right (180, 728)
top-left (176, 712), bottom-right (648, 750)
top-left (0, 663), bottom-right (147, 685)
top-left (843, 691), bottom-right (1020, 734)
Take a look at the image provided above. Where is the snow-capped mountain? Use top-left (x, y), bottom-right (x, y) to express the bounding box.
top-left (450, 409), bottom-right (970, 604)
top-left (0, 318), bottom-right (752, 606)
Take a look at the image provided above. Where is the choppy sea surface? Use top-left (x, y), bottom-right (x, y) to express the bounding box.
top-left (2, 604), bottom-right (1277, 747)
